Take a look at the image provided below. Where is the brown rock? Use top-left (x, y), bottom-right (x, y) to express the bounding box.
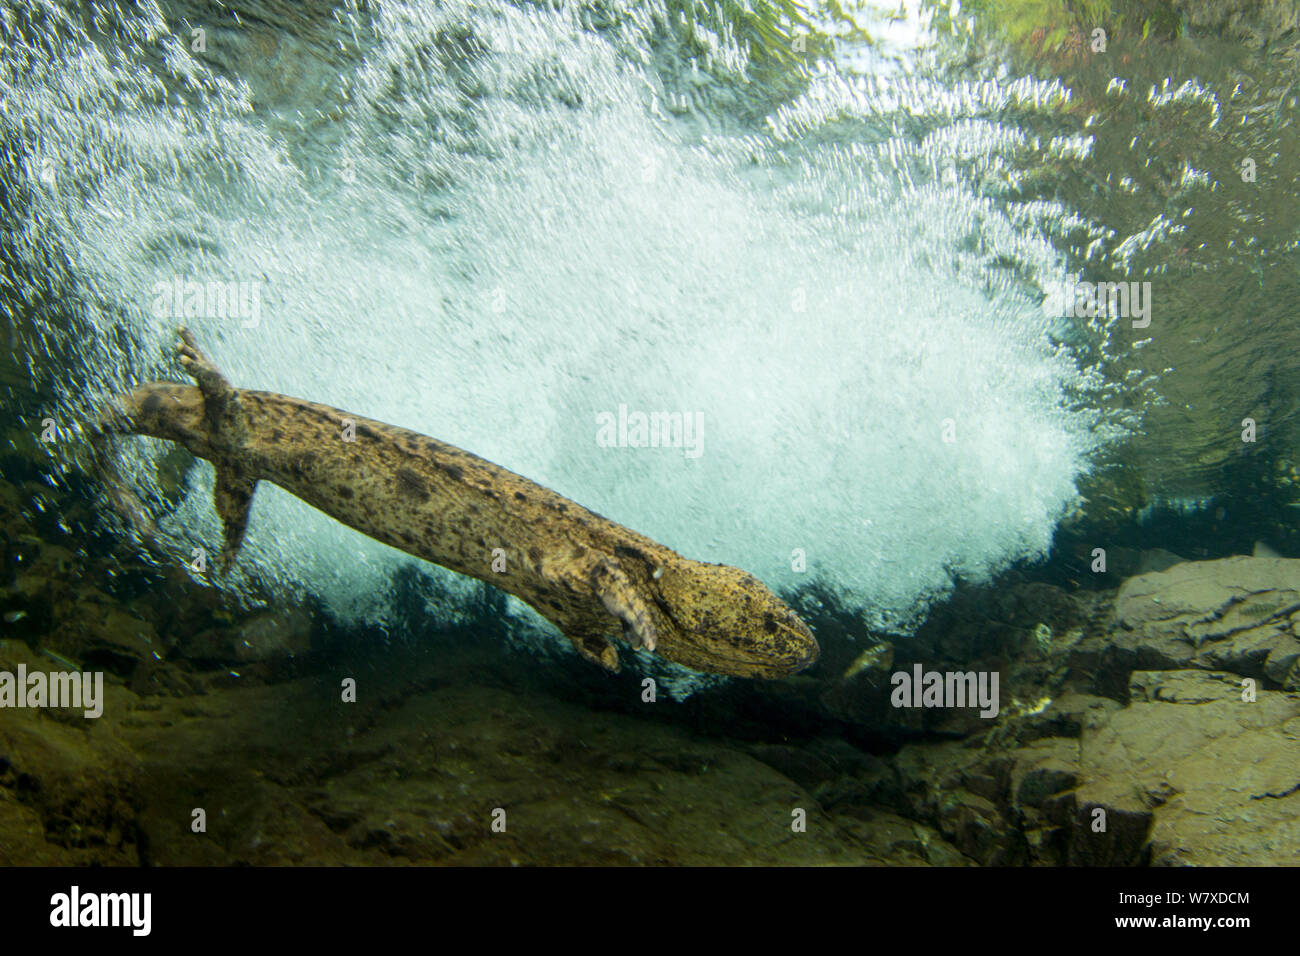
top-left (1108, 557), bottom-right (1300, 690)
top-left (177, 606), bottom-right (313, 663)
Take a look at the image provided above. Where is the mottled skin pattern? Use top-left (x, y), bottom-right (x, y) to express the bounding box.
top-left (103, 331), bottom-right (819, 679)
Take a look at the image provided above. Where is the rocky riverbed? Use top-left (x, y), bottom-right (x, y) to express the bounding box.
top-left (2, 470), bottom-right (1296, 865)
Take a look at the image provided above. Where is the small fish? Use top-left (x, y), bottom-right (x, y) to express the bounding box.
top-left (3, 610), bottom-right (27, 624)
top-left (1005, 695), bottom-right (1052, 718)
top-left (843, 641), bottom-right (894, 680)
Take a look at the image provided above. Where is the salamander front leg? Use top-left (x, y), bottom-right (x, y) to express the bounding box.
top-left (589, 556), bottom-right (658, 653)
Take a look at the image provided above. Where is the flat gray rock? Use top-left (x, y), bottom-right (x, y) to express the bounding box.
top-left (1111, 556), bottom-right (1300, 690)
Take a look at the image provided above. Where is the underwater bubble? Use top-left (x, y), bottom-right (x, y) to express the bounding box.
top-left (4, 0), bottom-right (1125, 642)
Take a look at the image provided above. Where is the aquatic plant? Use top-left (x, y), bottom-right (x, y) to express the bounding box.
top-left (941, 0), bottom-right (1185, 52)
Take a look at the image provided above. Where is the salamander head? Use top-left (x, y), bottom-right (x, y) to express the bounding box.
top-left (655, 559), bottom-right (819, 679)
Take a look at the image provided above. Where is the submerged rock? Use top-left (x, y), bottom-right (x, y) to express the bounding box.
top-left (1104, 670), bottom-right (1299, 866)
top-left (176, 606), bottom-right (313, 664)
top-left (0, 645), bottom-right (142, 865)
top-left (47, 601), bottom-right (160, 675)
top-left (1103, 556), bottom-right (1300, 691)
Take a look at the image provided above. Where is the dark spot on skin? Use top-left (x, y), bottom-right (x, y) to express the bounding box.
top-left (556, 503), bottom-right (568, 513)
top-left (435, 460), bottom-right (464, 481)
top-left (528, 547), bottom-right (542, 562)
top-left (141, 391), bottom-right (162, 415)
top-left (272, 428), bottom-right (283, 442)
top-left (396, 468), bottom-right (430, 501)
top-left (291, 453), bottom-right (317, 479)
top-left (763, 613), bottom-right (778, 634)
top-left (514, 491), bottom-right (527, 502)
top-left (338, 486), bottom-right (354, 499)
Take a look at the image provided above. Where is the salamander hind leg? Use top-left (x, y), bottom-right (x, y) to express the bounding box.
top-left (176, 327), bottom-right (249, 448)
top-left (174, 328), bottom-right (257, 569)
